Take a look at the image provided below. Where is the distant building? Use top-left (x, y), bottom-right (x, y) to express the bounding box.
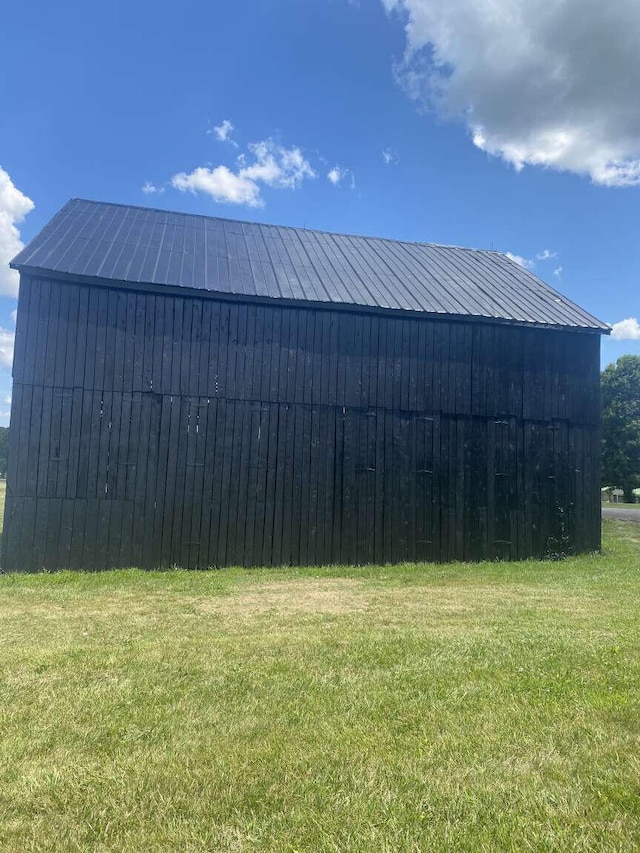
top-left (602, 487), bottom-right (626, 504)
top-left (2, 199), bottom-right (609, 570)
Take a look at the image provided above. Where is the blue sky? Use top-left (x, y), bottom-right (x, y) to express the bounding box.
top-left (1, 0), bottom-right (640, 425)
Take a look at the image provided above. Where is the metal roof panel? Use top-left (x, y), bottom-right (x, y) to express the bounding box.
top-left (11, 198), bottom-right (609, 332)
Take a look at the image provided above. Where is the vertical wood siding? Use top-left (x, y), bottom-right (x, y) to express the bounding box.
top-left (2, 276), bottom-right (601, 570)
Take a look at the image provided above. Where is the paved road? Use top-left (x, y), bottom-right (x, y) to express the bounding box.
top-left (602, 506), bottom-right (640, 523)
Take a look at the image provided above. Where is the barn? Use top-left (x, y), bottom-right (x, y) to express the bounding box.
top-left (2, 198), bottom-right (608, 571)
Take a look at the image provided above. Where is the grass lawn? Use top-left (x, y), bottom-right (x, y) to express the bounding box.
top-left (1, 521), bottom-right (639, 852)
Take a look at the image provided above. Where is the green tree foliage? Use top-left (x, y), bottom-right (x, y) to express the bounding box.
top-left (0, 426), bottom-right (7, 477)
top-left (601, 355), bottom-right (640, 501)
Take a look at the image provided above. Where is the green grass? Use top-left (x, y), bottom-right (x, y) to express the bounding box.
top-left (1, 521), bottom-right (639, 852)
top-left (603, 502), bottom-right (640, 509)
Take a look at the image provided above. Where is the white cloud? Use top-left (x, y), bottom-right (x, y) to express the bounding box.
top-left (0, 326), bottom-right (15, 369)
top-left (173, 166), bottom-right (262, 207)
top-left (505, 252), bottom-right (534, 270)
top-left (327, 165), bottom-right (355, 188)
top-left (536, 249), bottom-right (557, 261)
top-left (553, 266), bottom-right (563, 278)
top-left (142, 181), bottom-right (164, 195)
top-left (243, 141), bottom-right (315, 188)
top-left (10, 308), bottom-right (16, 325)
top-left (4, 394), bottom-right (10, 405)
top-left (383, 0), bottom-right (640, 186)
top-left (0, 167), bottom-right (34, 298)
top-left (327, 165), bottom-right (346, 185)
top-left (611, 317), bottom-right (640, 340)
top-left (172, 139), bottom-right (316, 207)
top-left (382, 147), bottom-right (399, 165)
top-left (211, 119), bottom-right (235, 143)
top-left (505, 249), bottom-right (559, 270)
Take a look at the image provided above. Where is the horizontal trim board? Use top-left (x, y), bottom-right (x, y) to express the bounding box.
top-left (11, 278), bottom-right (602, 424)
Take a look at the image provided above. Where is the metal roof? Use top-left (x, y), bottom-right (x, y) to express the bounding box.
top-left (11, 198), bottom-right (609, 332)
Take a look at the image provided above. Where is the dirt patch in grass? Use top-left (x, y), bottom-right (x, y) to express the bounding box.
top-left (196, 578), bottom-right (368, 617)
top-left (191, 579), bottom-right (608, 633)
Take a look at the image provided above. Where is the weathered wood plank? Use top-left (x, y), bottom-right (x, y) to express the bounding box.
top-left (5, 274), bottom-right (604, 571)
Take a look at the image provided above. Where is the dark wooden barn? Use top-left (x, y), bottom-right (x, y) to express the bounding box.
top-left (2, 199), bottom-right (609, 571)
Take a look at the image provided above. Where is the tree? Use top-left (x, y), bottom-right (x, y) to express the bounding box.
top-left (601, 355), bottom-right (640, 502)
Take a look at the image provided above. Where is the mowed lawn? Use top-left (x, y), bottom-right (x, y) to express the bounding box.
top-left (1, 521), bottom-right (639, 852)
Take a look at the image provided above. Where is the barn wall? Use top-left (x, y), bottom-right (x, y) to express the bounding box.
top-left (2, 276), bottom-right (601, 570)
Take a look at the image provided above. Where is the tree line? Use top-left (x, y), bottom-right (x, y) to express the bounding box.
top-left (601, 354), bottom-right (640, 503)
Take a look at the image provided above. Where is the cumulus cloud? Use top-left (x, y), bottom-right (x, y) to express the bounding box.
top-left (0, 326), bottom-right (15, 369)
top-left (173, 165), bottom-right (262, 207)
top-left (611, 317), bottom-right (640, 340)
top-left (10, 308), bottom-right (16, 325)
top-left (383, 0), bottom-right (640, 186)
top-left (0, 167), bottom-right (34, 298)
top-left (553, 266), bottom-right (563, 278)
top-left (172, 139), bottom-right (316, 207)
top-left (505, 252), bottom-right (534, 270)
top-left (211, 119), bottom-right (235, 144)
top-left (243, 141), bottom-right (315, 188)
top-left (142, 181), bottom-right (164, 195)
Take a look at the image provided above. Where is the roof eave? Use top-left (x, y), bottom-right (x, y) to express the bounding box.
top-left (13, 263), bottom-right (611, 335)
